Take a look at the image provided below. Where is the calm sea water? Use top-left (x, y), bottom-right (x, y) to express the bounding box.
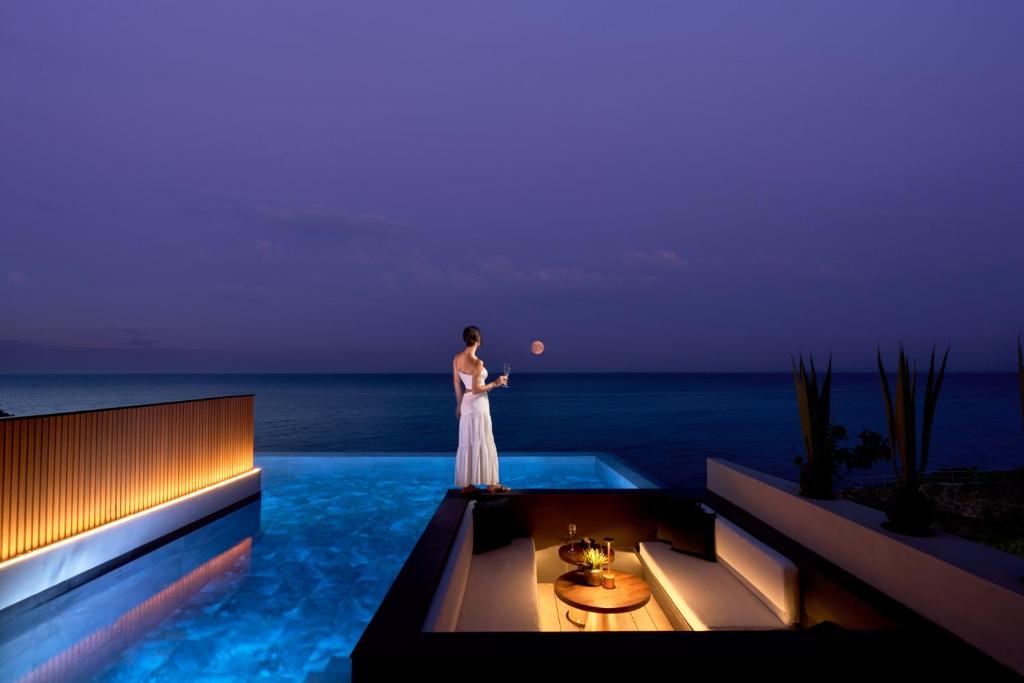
top-left (1, 373), bottom-right (1022, 488)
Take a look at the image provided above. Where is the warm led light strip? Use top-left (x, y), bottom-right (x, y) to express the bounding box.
top-left (0, 468), bottom-right (260, 572)
top-left (0, 395), bottom-right (254, 562)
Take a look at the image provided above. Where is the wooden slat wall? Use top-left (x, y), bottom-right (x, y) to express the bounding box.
top-left (0, 395), bottom-right (254, 563)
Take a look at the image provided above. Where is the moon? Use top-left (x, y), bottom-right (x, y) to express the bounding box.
top-left (531, 340), bottom-right (545, 355)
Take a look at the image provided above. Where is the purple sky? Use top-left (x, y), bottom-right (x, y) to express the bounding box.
top-left (2, 1), bottom-right (1023, 372)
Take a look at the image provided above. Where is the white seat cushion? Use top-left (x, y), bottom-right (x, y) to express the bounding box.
top-left (639, 540), bottom-right (788, 630)
top-left (457, 536), bottom-right (540, 631)
top-left (422, 500), bottom-right (477, 632)
top-left (714, 516), bottom-right (799, 625)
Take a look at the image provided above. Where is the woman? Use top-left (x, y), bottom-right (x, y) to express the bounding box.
top-left (453, 325), bottom-right (509, 493)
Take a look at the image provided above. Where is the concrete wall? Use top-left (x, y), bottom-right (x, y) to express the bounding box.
top-left (706, 458), bottom-right (1024, 675)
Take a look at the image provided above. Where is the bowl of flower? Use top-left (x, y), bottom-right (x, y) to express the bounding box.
top-left (580, 547), bottom-right (608, 586)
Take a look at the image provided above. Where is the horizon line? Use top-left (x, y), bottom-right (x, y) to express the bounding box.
top-left (0, 370), bottom-right (1018, 376)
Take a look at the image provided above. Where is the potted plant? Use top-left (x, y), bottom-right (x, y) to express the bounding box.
top-left (580, 547), bottom-right (607, 586)
top-left (876, 343), bottom-right (949, 536)
top-left (791, 352), bottom-right (835, 499)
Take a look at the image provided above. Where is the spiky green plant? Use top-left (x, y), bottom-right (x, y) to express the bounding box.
top-left (581, 547), bottom-right (607, 571)
top-left (876, 343), bottom-right (949, 535)
top-left (791, 352), bottom-right (834, 498)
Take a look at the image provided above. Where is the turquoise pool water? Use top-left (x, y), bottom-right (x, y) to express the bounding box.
top-left (0, 453), bottom-right (645, 682)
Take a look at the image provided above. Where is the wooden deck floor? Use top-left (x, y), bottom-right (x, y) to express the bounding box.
top-left (537, 582), bottom-right (675, 632)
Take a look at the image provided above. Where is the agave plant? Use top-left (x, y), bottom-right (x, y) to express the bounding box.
top-left (876, 343), bottom-right (949, 535)
top-left (581, 547), bottom-right (607, 571)
top-left (791, 352), bottom-right (834, 498)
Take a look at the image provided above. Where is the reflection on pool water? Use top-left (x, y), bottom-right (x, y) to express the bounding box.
top-left (0, 453), bottom-right (645, 682)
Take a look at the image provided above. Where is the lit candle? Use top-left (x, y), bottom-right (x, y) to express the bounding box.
top-left (603, 573), bottom-right (615, 589)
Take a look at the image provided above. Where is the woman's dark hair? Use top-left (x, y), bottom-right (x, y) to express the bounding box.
top-left (463, 326), bottom-right (482, 347)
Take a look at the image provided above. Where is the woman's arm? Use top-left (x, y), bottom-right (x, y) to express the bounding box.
top-left (453, 359), bottom-right (464, 414)
top-left (470, 363), bottom-right (505, 394)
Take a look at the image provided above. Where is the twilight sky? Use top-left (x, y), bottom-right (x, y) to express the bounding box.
top-left (2, 1), bottom-right (1023, 372)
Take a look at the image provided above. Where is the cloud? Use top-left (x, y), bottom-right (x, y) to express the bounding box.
top-left (7, 270), bottom-right (31, 287)
top-left (167, 282), bottom-right (269, 299)
top-left (186, 191), bottom-right (687, 295)
top-left (188, 192), bottom-right (407, 247)
top-left (348, 252), bottom-right (382, 266)
top-left (754, 253), bottom-right (836, 277)
top-left (622, 249), bottom-right (689, 270)
top-left (404, 248), bottom-right (487, 288)
top-left (255, 239), bottom-right (285, 262)
top-left (119, 328), bottom-right (158, 348)
top-left (480, 256), bottom-right (606, 289)
top-left (383, 249), bottom-right (689, 294)
top-left (756, 253), bottom-right (790, 268)
top-left (259, 205), bottom-right (407, 241)
top-left (350, 249), bottom-right (609, 294)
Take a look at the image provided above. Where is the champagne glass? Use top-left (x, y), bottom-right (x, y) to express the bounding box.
top-left (502, 362), bottom-right (511, 388)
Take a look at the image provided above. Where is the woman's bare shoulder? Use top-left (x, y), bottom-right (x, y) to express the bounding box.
top-left (459, 357), bottom-right (483, 373)
top-left (453, 352), bottom-right (482, 371)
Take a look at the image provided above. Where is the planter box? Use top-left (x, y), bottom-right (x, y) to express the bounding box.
top-left (706, 458), bottom-right (1024, 676)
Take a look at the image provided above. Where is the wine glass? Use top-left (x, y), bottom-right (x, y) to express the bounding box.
top-left (502, 362), bottom-right (511, 388)
top-left (566, 523), bottom-right (577, 549)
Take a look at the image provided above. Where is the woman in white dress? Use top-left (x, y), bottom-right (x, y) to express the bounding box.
top-left (453, 325), bottom-right (509, 493)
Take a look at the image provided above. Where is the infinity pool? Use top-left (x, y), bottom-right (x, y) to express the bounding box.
top-left (0, 453), bottom-right (649, 682)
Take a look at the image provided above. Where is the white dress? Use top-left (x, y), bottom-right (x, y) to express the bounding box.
top-left (455, 365), bottom-right (500, 487)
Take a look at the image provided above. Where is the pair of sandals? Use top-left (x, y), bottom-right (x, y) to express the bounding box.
top-left (459, 484), bottom-right (511, 495)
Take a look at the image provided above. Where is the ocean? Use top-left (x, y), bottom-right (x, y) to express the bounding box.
top-left (1, 373), bottom-right (1021, 488)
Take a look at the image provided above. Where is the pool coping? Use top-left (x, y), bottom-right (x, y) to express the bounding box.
top-left (254, 451), bottom-right (665, 489)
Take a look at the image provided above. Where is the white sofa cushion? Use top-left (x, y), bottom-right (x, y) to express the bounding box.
top-left (423, 498), bottom-right (541, 632)
top-left (457, 536), bottom-right (540, 631)
top-left (714, 516), bottom-right (800, 626)
top-left (639, 540), bottom-right (787, 631)
top-left (422, 499), bottom-right (477, 632)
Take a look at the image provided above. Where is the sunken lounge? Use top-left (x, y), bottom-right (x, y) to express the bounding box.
top-left (351, 482), bottom-right (1018, 680)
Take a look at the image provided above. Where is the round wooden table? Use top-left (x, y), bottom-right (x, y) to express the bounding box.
top-left (554, 568), bottom-right (651, 631)
top-left (558, 543), bottom-right (616, 567)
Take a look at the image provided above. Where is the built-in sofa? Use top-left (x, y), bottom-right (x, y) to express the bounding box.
top-left (423, 498), bottom-right (799, 633)
top-left (638, 506), bottom-right (799, 630)
top-left (359, 489), bottom-right (1007, 680)
top-left (422, 500), bottom-right (541, 631)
